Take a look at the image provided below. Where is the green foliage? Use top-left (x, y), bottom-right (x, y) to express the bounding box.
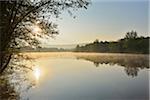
top-left (75, 31), bottom-right (149, 54)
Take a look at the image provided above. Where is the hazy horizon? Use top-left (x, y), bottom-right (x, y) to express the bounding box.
top-left (40, 0), bottom-right (148, 46)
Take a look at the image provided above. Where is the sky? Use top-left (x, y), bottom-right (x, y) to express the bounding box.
top-left (43, 0), bottom-right (149, 45)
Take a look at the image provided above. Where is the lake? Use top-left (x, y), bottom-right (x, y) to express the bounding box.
top-left (8, 52), bottom-right (150, 100)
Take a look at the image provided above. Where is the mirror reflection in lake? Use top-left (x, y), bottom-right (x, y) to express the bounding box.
top-left (1, 52), bottom-right (149, 100)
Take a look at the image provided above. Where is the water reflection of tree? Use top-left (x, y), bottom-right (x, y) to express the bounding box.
top-left (124, 67), bottom-right (139, 77)
top-left (0, 0), bottom-right (91, 98)
top-left (0, 54), bottom-right (35, 100)
top-left (94, 62), bottom-right (99, 67)
top-left (0, 75), bottom-right (20, 100)
top-left (76, 54), bottom-right (149, 77)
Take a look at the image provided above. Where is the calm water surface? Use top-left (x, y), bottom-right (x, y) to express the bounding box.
top-left (20, 52), bottom-right (149, 100)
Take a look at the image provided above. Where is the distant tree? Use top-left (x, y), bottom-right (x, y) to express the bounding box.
top-left (76, 45), bottom-right (80, 48)
top-left (125, 30), bottom-right (138, 39)
top-left (0, 0), bottom-right (91, 73)
top-left (93, 39), bottom-right (99, 44)
top-left (108, 42), bottom-right (119, 52)
top-left (74, 31), bottom-right (149, 54)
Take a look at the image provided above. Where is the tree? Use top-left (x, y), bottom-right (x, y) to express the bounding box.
top-left (125, 30), bottom-right (138, 39)
top-left (93, 39), bottom-right (99, 44)
top-left (74, 31), bottom-right (149, 54)
top-left (0, 0), bottom-right (91, 73)
top-left (75, 45), bottom-right (80, 52)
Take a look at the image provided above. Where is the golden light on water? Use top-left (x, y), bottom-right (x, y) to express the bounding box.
top-left (34, 67), bottom-right (41, 80)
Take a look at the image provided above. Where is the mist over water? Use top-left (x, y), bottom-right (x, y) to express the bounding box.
top-left (20, 52), bottom-right (149, 100)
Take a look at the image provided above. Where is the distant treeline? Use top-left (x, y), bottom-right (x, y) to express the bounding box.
top-left (20, 47), bottom-right (69, 52)
top-left (75, 31), bottom-right (149, 54)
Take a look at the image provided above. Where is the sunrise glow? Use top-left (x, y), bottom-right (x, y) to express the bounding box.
top-left (34, 67), bottom-right (41, 80)
top-left (32, 25), bottom-right (41, 34)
